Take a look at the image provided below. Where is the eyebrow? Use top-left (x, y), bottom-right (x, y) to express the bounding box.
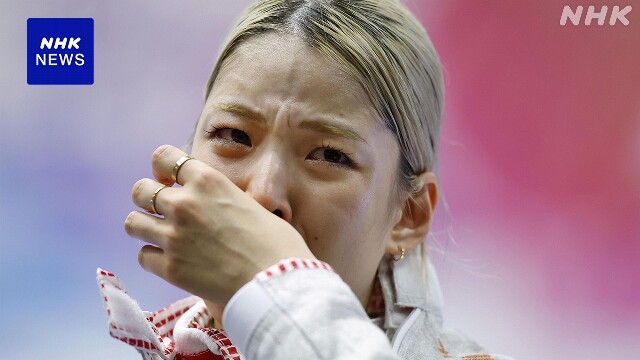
top-left (210, 102), bottom-right (366, 143)
top-left (298, 120), bottom-right (365, 143)
top-left (211, 102), bottom-right (267, 124)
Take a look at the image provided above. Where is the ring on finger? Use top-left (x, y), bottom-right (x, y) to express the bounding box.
top-left (172, 155), bottom-right (194, 185)
top-left (150, 185), bottom-right (167, 215)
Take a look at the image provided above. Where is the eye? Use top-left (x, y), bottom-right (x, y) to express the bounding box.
top-left (306, 144), bottom-right (354, 167)
top-left (205, 126), bottom-right (252, 147)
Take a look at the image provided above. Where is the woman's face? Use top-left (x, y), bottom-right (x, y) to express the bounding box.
top-left (191, 33), bottom-right (402, 305)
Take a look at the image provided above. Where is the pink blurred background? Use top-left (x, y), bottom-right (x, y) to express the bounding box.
top-left (1, 1), bottom-right (638, 359)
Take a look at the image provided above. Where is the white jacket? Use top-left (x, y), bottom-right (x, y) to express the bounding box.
top-left (97, 250), bottom-right (515, 359)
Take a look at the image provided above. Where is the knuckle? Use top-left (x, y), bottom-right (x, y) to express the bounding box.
top-left (164, 259), bottom-right (182, 282)
top-left (163, 229), bottom-right (181, 252)
top-left (193, 169), bottom-right (220, 189)
top-left (171, 195), bottom-right (196, 215)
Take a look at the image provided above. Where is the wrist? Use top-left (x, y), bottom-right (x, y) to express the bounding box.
top-left (222, 257), bottom-right (335, 354)
top-left (226, 248), bottom-right (316, 307)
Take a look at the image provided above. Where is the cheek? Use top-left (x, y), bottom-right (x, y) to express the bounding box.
top-left (297, 178), bottom-right (385, 258)
top-left (305, 179), bottom-right (374, 224)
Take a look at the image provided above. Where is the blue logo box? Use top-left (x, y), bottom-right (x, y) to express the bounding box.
top-left (27, 18), bottom-right (94, 85)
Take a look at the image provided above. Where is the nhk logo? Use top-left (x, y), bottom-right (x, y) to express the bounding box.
top-left (27, 18), bottom-right (94, 85)
top-left (560, 5), bottom-right (632, 26)
top-left (37, 37), bottom-right (85, 66)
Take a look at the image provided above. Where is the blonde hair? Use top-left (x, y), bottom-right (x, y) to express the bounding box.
top-left (198, 0), bottom-right (444, 207)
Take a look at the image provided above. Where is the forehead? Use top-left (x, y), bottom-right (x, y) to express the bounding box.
top-left (211, 32), bottom-right (380, 125)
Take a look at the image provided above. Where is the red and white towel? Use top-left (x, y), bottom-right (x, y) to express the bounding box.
top-left (96, 268), bottom-right (243, 360)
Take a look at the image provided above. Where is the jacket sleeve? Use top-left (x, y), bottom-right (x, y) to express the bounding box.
top-left (222, 258), bottom-right (400, 360)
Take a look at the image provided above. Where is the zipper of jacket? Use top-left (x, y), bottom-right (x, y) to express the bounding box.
top-left (390, 308), bottom-right (421, 353)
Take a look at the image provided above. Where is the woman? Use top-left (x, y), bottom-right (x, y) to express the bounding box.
top-left (97, 1), bottom-right (514, 359)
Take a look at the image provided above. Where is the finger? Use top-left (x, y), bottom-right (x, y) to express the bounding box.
top-left (151, 145), bottom-right (191, 186)
top-left (151, 145), bottom-right (184, 186)
top-left (131, 178), bottom-right (176, 215)
top-left (124, 211), bottom-right (167, 248)
top-left (138, 244), bottom-right (165, 275)
top-left (150, 144), bottom-right (209, 187)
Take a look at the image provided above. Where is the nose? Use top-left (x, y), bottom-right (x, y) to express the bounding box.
top-left (243, 150), bottom-right (292, 223)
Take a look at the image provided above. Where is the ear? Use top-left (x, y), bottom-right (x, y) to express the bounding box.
top-left (385, 171), bottom-right (438, 257)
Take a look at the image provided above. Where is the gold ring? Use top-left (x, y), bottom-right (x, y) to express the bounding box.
top-left (150, 185), bottom-right (167, 215)
top-left (172, 155), bottom-right (194, 185)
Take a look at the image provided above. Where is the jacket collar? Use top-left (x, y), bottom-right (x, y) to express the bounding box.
top-left (377, 245), bottom-right (444, 329)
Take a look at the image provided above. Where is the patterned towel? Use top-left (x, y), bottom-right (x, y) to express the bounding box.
top-left (96, 268), bottom-right (243, 360)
